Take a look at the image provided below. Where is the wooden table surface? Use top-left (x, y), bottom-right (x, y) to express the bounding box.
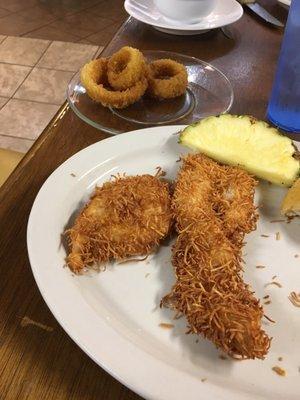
top-left (0, 2), bottom-right (291, 399)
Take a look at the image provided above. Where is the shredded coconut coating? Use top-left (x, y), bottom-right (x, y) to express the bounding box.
top-left (67, 173), bottom-right (172, 273)
top-left (163, 154), bottom-right (271, 359)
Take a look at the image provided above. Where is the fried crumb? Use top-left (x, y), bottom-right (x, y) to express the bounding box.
top-left (288, 292), bottom-right (300, 307)
top-left (195, 339), bottom-right (199, 343)
top-left (261, 234), bottom-right (269, 238)
top-left (201, 378), bottom-right (207, 382)
top-left (219, 355), bottom-right (227, 360)
top-left (145, 273), bottom-right (150, 278)
top-left (263, 295), bottom-right (270, 299)
top-left (275, 232), bottom-right (281, 241)
top-left (265, 281), bottom-right (282, 288)
top-left (264, 314), bottom-right (275, 323)
top-left (159, 323), bottom-right (174, 329)
top-left (256, 265), bottom-right (266, 269)
top-left (272, 275), bottom-right (277, 280)
top-left (264, 300), bottom-right (271, 305)
top-left (272, 366), bottom-right (286, 376)
top-left (70, 173), bottom-right (76, 177)
top-left (270, 219), bottom-right (285, 223)
top-left (118, 255), bottom-right (149, 265)
top-left (295, 254), bottom-right (299, 258)
top-left (278, 357), bottom-right (283, 362)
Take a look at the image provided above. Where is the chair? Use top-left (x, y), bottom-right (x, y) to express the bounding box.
top-left (0, 148), bottom-right (24, 187)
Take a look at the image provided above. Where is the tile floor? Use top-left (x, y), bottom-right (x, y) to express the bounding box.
top-left (0, 35), bottom-right (103, 152)
top-left (0, 0), bottom-right (126, 154)
top-left (0, 0), bottom-right (126, 45)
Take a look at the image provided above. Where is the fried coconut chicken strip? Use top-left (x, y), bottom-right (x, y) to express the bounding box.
top-left (163, 154), bottom-right (271, 359)
top-left (67, 173), bottom-right (172, 273)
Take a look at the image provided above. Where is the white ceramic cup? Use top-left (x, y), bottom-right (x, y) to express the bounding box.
top-left (154, 0), bottom-right (216, 24)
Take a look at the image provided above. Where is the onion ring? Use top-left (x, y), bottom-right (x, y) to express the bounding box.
top-left (146, 59), bottom-right (188, 99)
top-left (80, 58), bottom-right (148, 109)
top-left (107, 46), bottom-right (146, 90)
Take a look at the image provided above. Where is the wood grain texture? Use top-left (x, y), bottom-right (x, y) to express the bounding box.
top-left (0, 2), bottom-right (293, 399)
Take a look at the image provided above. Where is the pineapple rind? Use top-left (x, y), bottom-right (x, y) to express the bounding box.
top-left (180, 115), bottom-right (300, 187)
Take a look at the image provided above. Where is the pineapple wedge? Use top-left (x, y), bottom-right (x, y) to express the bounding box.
top-left (281, 178), bottom-right (300, 216)
top-left (179, 115), bottom-right (300, 187)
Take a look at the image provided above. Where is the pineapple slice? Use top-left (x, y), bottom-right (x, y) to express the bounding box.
top-left (179, 114), bottom-right (300, 187)
top-left (281, 179), bottom-right (300, 216)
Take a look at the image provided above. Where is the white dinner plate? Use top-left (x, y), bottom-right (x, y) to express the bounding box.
top-left (124, 0), bottom-right (243, 34)
top-left (277, 0), bottom-right (290, 8)
top-left (27, 126), bottom-right (300, 400)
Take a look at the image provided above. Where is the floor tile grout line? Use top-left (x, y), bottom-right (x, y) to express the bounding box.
top-left (79, 19), bottom-right (125, 41)
top-left (0, 12), bottom-right (60, 39)
top-left (12, 96), bottom-right (64, 107)
top-left (25, 66), bottom-right (78, 74)
top-left (1, 62), bottom-right (83, 75)
top-left (20, 13), bottom-right (118, 42)
top-left (8, 65), bottom-right (34, 100)
top-left (0, 5), bottom-right (36, 18)
top-left (8, 39), bottom-right (53, 100)
top-left (0, 97), bottom-right (10, 111)
top-left (16, 1), bottom-right (115, 40)
top-left (0, 133), bottom-right (34, 142)
top-left (20, 19), bottom-right (84, 41)
top-left (0, 56), bottom-right (98, 72)
top-left (0, 1), bottom-right (103, 22)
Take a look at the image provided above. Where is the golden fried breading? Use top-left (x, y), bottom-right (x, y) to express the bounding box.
top-left (67, 174), bottom-right (172, 273)
top-left (172, 154), bottom-right (258, 245)
top-left (163, 154), bottom-right (270, 359)
top-left (165, 221), bottom-right (271, 359)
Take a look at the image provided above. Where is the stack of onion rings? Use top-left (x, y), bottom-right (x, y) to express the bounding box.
top-left (80, 57), bottom-right (147, 109)
top-left (146, 59), bottom-right (188, 99)
top-left (80, 46), bottom-right (188, 109)
top-left (107, 46), bottom-right (146, 90)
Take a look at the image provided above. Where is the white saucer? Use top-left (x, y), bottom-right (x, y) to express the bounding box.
top-left (124, 0), bottom-right (243, 35)
top-left (277, 0), bottom-right (290, 8)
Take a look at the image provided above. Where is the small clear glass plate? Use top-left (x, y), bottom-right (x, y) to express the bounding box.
top-left (67, 50), bottom-right (233, 135)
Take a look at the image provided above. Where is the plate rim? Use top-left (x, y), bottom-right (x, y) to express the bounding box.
top-left (277, 0), bottom-right (290, 6)
top-left (124, 0), bottom-right (243, 31)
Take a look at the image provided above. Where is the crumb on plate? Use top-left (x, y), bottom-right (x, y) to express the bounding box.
top-left (265, 281), bottom-right (282, 288)
top-left (159, 323), bottom-right (174, 329)
top-left (288, 292), bottom-right (300, 307)
top-left (272, 366), bottom-right (286, 376)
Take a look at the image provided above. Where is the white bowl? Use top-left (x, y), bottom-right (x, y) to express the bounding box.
top-left (153, 0), bottom-right (217, 23)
